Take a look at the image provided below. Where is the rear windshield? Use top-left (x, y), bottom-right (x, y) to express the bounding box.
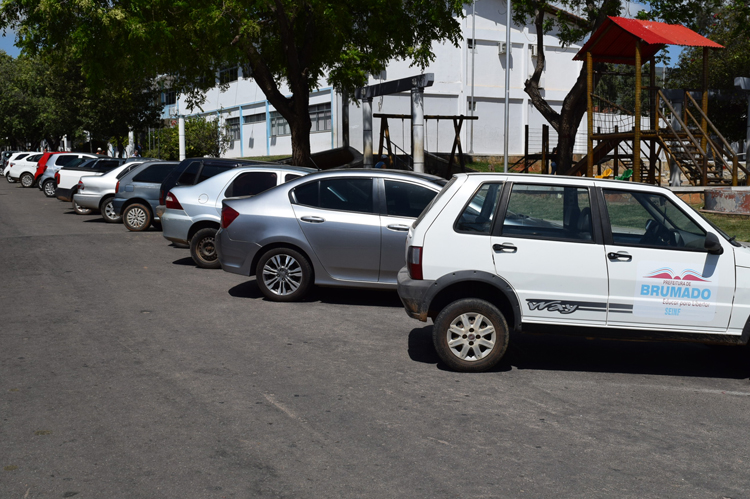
top-left (197, 164), bottom-right (233, 184)
top-left (413, 176), bottom-right (457, 229)
top-left (177, 161), bottom-right (201, 185)
top-left (133, 163), bottom-right (177, 184)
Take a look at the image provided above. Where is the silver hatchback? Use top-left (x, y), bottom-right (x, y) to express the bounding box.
top-left (216, 169), bottom-right (447, 301)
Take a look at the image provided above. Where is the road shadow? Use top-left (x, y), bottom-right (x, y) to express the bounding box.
top-left (169, 242), bottom-right (189, 249)
top-left (172, 257), bottom-right (196, 266)
top-left (227, 279), bottom-right (403, 307)
top-left (408, 326), bottom-right (750, 379)
top-left (83, 217), bottom-right (107, 223)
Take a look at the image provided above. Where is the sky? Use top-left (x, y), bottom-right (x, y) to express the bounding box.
top-left (0, 30), bottom-right (20, 58)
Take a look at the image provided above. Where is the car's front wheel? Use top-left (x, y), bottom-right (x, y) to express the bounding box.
top-left (43, 180), bottom-right (55, 197)
top-left (20, 172), bottom-right (34, 188)
top-left (122, 203), bottom-right (152, 232)
top-left (432, 298), bottom-right (509, 372)
top-left (100, 196), bottom-right (121, 223)
top-left (190, 227), bottom-right (221, 269)
top-left (255, 248), bottom-right (313, 302)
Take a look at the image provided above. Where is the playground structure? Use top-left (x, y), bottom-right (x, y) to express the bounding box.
top-left (570, 16), bottom-right (746, 186)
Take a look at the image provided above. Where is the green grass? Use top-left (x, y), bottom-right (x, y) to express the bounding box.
top-left (240, 155), bottom-right (290, 162)
top-left (692, 205), bottom-right (750, 242)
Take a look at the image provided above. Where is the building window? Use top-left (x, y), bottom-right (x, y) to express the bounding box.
top-left (270, 111), bottom-right (290, 137)
top-left (219, 66), bottom-right (238, 85)
top-left (309, 103), bottom-right (332, 132)
top-left (241, 64), bottom-right (253, 79)
top-left (225, 117), bottom-right (240, 141)
top-left (244, 113), bottom-right (265, 124)
top-left (162, 90), bottom-right (176, 105)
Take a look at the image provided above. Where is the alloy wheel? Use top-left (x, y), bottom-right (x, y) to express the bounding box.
top-left (445, 312), bottom-right (497, 362)
top-left (126, 207), bottom-right (147, 228)
top-left (262, 254), bottom-right (303, 296)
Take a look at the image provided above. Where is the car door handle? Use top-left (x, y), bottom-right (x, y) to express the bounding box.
top-left (301, 216), bottom-right (325, 223)
top-left (387, 224), bottom-right (410, 232)
top-left (608, 251), bottom-right (632, 261)
top-left (493, 243), bottom-right (517, 253)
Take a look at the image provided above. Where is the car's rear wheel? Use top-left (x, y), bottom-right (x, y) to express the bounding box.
top-left (123, 203), bottom-right (152, 232)
top-left (72, 199), bottom-right (92, 215)
top-left (43, 180), bottom-right (55, 197)
top-left (20, 173), bottom-right (33, 188)
top-left (100, 196), bottom-right (121, 223)
top-left (256, 248), bottom-right (313, 302)
top-left (6, 172), bottom-right (15, 183)
top-left (432, 298), bottom-right (509, 372)
top-left (190, 228), bottom-right (221, 269)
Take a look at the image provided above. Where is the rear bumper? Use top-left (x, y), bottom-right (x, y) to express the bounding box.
top-left (73, 192), bottom-right (102, 210)
top-left (55, 187), bottom-right (74, 202)
top-left (397, 267), bottom-right (435, 322)
top-left (161, 209), bottom-right (192, 245)
top-left (216, 228), bottom-right (261, 276)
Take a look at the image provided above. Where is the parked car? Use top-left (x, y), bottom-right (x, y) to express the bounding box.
top-left (162, 165), bottom-right (314, 268)
top-left (32, 152), bottom-right (62, 186)
top-left (2, 150), bottom-right (18, 169)
top-left (7, 153), bottom-right (44, 186)
top-left (4, 152), bottom-right (32, 183)
top-left (38, 153), bottom-right (99, 197)
top-left (216, 169), bottom-right (447, 300)
top-left (111, 161), bottom-right (180, 229)
top-left (72, 160), bottom-right (154, 220)
top-left (155, 157), bottom-right (281, 219)
top-left (55, 158), bottom-right (126, 203)
top-left (396, 173), bottom-right (750, 372)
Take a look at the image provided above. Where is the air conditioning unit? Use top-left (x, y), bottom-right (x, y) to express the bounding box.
top-left (498, 42), bottom-right (507, 55)
top-left (530, 44), bottom-right (537, 57)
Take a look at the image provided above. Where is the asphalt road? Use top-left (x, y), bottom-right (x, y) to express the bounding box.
top-left (1, 177), bottom-right (750, 499)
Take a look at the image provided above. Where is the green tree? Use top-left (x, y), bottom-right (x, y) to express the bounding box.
top-left (144, 116), bottom-right (231, 160)
top-left (0, 0), bottom-right (465, 166)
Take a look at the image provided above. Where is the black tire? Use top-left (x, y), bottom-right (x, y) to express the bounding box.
top-left (432, 298), bottom-right (509, 373)
top-left (190, 227), bottom-right (221, 269)
top-left (6, 172), bottom-right (15, 184)
top-left (43, 180), bottom-right (56, 197)
top-left (100, 196), bottom-right (121, 223)
top-left (72, 199), bottom-right (93, 215)
top-left (20, 172), bottom-right (33, 188)
top-left (255, 247), bottom-right (313, 302)
top-left (122, 202), bottom-right (152, 232)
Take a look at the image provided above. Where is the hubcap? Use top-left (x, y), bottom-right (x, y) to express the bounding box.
top-left (446, 312), bottom-right (496, 362)
top-left (44, 182), bottom-right (54, 196)
top-left (262, 254), bottom-right (303, 296)
top-left (104, 202), bottom-right (119, 220)
top-left (21, 175), bottom-right (32, 187)
top-left (127, 207), bottom-right (147, 228)
top-left (197, 237), bottom-right (217, 261)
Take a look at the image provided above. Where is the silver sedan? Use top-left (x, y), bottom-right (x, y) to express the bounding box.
top-left (216, 169), bottom-right (447, 301)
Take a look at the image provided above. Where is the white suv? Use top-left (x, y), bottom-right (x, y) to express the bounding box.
top-left (398, 174), bottom-right (750, 372)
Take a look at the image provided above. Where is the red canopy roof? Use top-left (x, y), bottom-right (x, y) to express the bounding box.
top-left (574, 17), bottom-right (723, 65)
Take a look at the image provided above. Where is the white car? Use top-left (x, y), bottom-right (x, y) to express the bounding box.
top-left (7, 153), bottom-right (44, 187)
top-left (4, 152), bottom-right (33, 183)
top-left (72, 161), bottom-right (149, 221)
top-left (161, 165), bottom-right (314, 268)
top-left (398, 173), bottom-right (750, 372)
top-left (55, 158), bottom-right (126, 205)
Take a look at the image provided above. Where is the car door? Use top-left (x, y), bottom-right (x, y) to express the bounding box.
top-left (291, 177), bottom-right (381, 282)
top-left (600, 187), bottom-right (735, 332)
top-left (489, 181), bottom-right (610, 325)
top-left (378, 178), bottom-right (440, 283)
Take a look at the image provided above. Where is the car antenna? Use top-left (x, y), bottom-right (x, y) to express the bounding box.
top-left (309, 156), bottom-right (321, 171)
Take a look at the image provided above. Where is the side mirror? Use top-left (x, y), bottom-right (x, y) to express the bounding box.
top-left (704, 232), bottom-right (724, 255)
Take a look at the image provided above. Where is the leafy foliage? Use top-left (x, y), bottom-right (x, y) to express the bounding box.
top-left (143, 117), bottom-right (231, 160)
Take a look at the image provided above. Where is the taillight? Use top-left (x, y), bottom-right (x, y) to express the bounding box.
top-left (54, 172), bottom-right (60, 184)
top-left (165, 192), bottom-right (183, 210)
top-left (407, 246), bottom-right (423, 280)
top-left (115, 181), bottom-right (120, 194)
top-left (77, 180), bottom-right (84, 191)
top-left (221, 205), bottom-right (239, 229)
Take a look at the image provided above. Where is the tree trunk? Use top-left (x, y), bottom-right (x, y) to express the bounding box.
top-left (289, 107), bottom-right (312, 167)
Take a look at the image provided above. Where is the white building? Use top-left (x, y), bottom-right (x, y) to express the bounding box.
top-left (168, 0), bottom-right (589, 159)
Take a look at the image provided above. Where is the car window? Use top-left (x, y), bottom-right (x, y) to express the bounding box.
top-left (384, 180), bottom-right (438, 218)
top-left (197, 164), bottom-right (232, 184)
top-left (27, 154), bottom-right (43, 162)
top-left (285, 173), bottom-right (303, 182)
top-left (603, 189), bottom-right (706, 250)
top-left (292, 181), bottom-right (319, 206)
top-left (319, 178), bottom-right (374, 213)
top-left (133, 164), bottom-right (177, 184)
top-left (225, 171), bottom-right (278, 197)
top-left (501, 184), bottom-right (593, 242)
top-left (68, 158), bottom-right (95, 168)
top-left (177, 161), bottom-right (201, 185)
top-left (116, 164), bottom-right (138, 179)
top-left (414, 176), bottom-right (457, 229)
top-left (94, 160), bottom-right (121, 170)
top-left (455, 182), bottom-right (503, 234)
